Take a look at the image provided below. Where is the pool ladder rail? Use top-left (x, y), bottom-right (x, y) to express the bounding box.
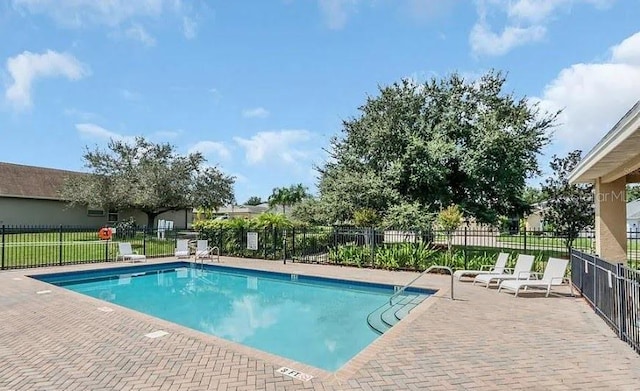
top-left (366, 265), bottom-right (454, 335)
top-left (195, 245), bottom-right (220, 268)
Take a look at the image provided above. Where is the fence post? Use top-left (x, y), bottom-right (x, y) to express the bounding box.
top-left (58, 225), bottom-right (63, 266)
top-left (263, 228), bottom-right (267, 259)
top-left (292, 227), bottom-right (296, 261)
top-left (617, 263), bottom-right (626, 340)
top-left (283, 228), bottom-right (287, 265)
top-left (303, 227), bottom-right (307, 259)
top-left (143, 227), bottom-right (147, 255)
top-left (523, 226), bottom-right (527, 252)
top-left (370, 227), bottom-right (376, 268)
top-left (1, 224), bottom-right (5, 270)
top-left (272, 226), bottom-right (277, 260)
top-left (464, 226), bottom-right (468, 269)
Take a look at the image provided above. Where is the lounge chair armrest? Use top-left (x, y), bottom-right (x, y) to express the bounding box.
top-left (480, 264), bottom-right (494, 271)
top-left (550, 277), bottom-right (566, 285)
top-left (517, 271), bottom-right (538, 280)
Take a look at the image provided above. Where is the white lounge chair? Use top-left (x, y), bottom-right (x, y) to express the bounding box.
top-left (498, 257), bottom-right (572, 297)
top-left (453, 252), bottom-right (509, 281)
top-left (175, 239), bottom-right (190, 259)
top-left (116, 242), bottom-right (147, 262)
top-left (473, 254), bottom-right (534, 288)
top-left (195, 239), bottom-right (213, 261)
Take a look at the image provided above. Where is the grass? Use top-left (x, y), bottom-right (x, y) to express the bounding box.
top-left (496, 234), bottom-right (640, 251)
top-left (0, 230), bottom-right (175, 269)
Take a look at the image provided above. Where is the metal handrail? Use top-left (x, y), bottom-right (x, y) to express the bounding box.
top-left (389, 265), bottom-right (454, 304)
top-left (197, 246), bottom-right (220, 268)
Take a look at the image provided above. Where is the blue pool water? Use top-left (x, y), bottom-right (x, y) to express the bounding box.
top-left (34, 263), bottom-right (432, 371)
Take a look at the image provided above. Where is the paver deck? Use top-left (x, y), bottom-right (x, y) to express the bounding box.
top-left (1, 257), bottom-right (639, 390)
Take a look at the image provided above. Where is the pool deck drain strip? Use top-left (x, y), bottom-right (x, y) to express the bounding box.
top-left (144, 330), bottom-right (169, 339)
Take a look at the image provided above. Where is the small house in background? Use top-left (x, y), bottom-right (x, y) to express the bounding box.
top-left (197, 203), bottom-right (271, 221)
top-left (628, 199), bottom-right (640, 238)
top-left (0, 162), bottom-right (192, 228)
top-left (524, 202), bottom-right (547, 231)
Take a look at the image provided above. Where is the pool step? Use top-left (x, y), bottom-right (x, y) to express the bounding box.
top-left (367, 294), bottom-right (428, 335)
top-left (394, 294), bottom-right (427, 320)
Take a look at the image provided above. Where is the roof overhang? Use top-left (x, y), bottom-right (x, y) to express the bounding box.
top-left (569, 100), bottom-right (640, 184)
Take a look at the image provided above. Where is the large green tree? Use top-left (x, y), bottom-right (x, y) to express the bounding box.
top-left (61, 137), bottom-right (236, 227)
top-left (541, 150), bottom-right (594, 250)
top-left (317, 71), bottom-right (557, 225)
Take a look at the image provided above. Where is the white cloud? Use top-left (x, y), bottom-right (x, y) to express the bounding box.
top-left (120, 89), bottom-right (141, 101)
top-left (75, 123), bottom-right (135, 143)
top-left (11, 0), bottom-right (197, 44)
top-left (5, 50), bottom-right (89, 110)
top-left (242, 107), bottom-right (270, 118)
top-left (469, 22), bottom-right (545, 56)
top-left (535, 31), bottom-right (640, 154)
top-left (507, 0), bottom-right (613, 23)
top-left (182, 16), bottom-right (197, 39)
top-left (64, 108), bottom-right (99, 121)
top-left (125, 24), bottom-right (156, 46)
top-left (153, 130), bottom-right (181, 139)
top-left (234, 130), bottom-right (313, 165)
top-left (471, 0), bottom-right (614, 56)
top-left (317, 0), bottom-right (359, 29)
top-left (12, 0), bottom-right (165, 27)
top-left (189, 140), bottom-right (231, 160)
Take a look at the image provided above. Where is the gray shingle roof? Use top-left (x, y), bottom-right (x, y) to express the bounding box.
top-left (0, 162), bottom-right (83, 200)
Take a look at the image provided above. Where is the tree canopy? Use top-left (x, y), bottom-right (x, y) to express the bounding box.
top-left (244, 196), bottom-right (263, 206)
top-left (541, 150), bottom-right (594, 249)
top-left (628, 185), bottom-right (640, 202)
top-left (268, 184), bottom-right (308, 214)
top-left (317, 71), bottom-right (557, 225)
top-left (61, 137), bottom-right (235, 227)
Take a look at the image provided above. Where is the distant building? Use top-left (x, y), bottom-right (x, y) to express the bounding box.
top-left (0, 162), bottom-right (192, 228)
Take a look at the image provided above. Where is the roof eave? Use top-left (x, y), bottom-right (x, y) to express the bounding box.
top-left (569, 100), bottom-right (640, 184)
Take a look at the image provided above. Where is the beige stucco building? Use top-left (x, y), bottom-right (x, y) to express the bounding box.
top-left (569, 101), bottom-right (640, 264)
top-left (0, 162), bottom-right (192, 228)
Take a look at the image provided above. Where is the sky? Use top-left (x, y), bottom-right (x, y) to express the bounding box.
top-left (1, 0), bottom-right (640, 204)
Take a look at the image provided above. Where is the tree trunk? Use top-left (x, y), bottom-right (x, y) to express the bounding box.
top-left (145, 211), bottom-right (160, 230)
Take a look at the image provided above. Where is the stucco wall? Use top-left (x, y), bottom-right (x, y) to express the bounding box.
top-left (117, 209), bottom-right (193, 229)
top-left (0, 197), bottom-right (193, 228)
top-left (0, 197), bottom-right (108, 226)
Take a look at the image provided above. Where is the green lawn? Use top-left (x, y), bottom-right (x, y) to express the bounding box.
top-left (496, 234), bottom-right (639, 252)
top-left (0, 231), bottom-right (176, 269)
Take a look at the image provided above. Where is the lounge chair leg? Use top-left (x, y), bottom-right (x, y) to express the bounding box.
top-left (514, 288), bottom-right (519, 297)
top-left (546, 285), bottom-right (551, 297)
top-left (568, 278), bottom-right (575, 297)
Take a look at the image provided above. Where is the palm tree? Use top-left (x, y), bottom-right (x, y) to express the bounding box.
top-left (268, 184), bottom-right (308, 214)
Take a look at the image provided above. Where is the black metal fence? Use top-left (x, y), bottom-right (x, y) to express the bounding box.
top-left (571, 249), bottom-right (640, 354)
top-left (0, 225), bottom-right (181, 270)
top-left (2, 224), bottom-right (639, 272)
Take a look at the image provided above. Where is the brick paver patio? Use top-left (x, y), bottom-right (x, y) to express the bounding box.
top-left (1, 257), bottom-right (639, 390)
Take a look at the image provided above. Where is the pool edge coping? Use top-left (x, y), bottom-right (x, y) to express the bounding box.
top-left (16, 257), bottom-right (448, 385)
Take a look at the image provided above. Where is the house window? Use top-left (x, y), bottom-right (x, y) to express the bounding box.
top-left (87, 208), bottom-right (105, 217)
top-left (107, 210), bottom-right (118, 223)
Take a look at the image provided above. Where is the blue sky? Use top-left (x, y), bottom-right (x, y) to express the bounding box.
top-left (1, 0), bottom-right (640, 204)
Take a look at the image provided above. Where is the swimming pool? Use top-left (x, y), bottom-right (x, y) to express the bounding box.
top-left (34, 262), bottom-right (433, 371)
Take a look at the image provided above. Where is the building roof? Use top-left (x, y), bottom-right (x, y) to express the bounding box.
top-left (215, 203), bottom-right (270, 215)
top-left (628, 200), bottom-right (640, 220)
top-left (569, 100), bottom-right (640, 184)
top-left (0, 162), bottom-right (83, 201)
